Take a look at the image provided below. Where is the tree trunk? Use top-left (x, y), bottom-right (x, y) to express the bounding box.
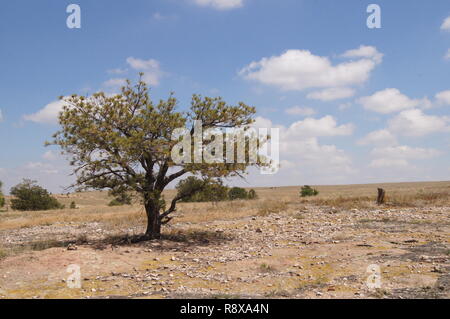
top-left (145, 204), bottom-right (161, 239)
top-left (377, 188), bottom-right (386, 205)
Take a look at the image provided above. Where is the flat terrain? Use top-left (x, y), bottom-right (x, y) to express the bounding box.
top-left (0, 181), bottom-right (449, 299)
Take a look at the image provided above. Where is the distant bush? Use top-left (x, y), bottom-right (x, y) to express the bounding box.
top-left (300, 185), bottom-right (319, 197)
top-left (70, 201), bottom-right (77, 209)
top-left (228, 187), bottom-right (248, 200)
top-left (177, 177), bottom-right (229, 203)
top-left (248, 189), bottom-right (258, 200)
top-left (0, 181), bottom-right (5, 208)
top-left (10, 179), bottom-right (64, 211)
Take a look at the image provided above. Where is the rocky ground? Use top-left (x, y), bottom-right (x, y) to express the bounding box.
top-left (0, 204), bottom-right (449, 299)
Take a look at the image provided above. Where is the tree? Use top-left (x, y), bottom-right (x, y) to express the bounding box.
top-left (0, 181), bottom-right (5, 209)
top-left (51, 76), bottom-right (266, 238)
top-left (10, 179), bottom-right (64, 211)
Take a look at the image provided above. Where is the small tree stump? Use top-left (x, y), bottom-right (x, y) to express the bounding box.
top-left (377, 188), bottom-right (386, 205)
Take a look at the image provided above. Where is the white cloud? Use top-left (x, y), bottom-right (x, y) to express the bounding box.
top-left (284, 115), bottom-right (354, 138)
top-left (436, 90), bottom-right (450, 105)
top-left (341, 45), bottom-right (384, 64)
top-left (239, 46), bottom-right (382, 91)
top-left (445, 49), bottom-right (450, 60)
top-left (103, 78), bottom-right (127, 88)
top-left (23, 100), bottom-right (66, 124)
top-left (357, 129), bottom-right (397, 146)
top-left (307, 87), bottom-right (355, 101)
top-left (358, 88), bottom-right (430, 114)
top-left (193, 0), bottom-right (244, 10)
top-left (388, 109), bottom-right (450, 136)
top-left (126, 57), bottom-right (165, 86)
top-left (42, 150), bottom-right (59, 161)
top-left (0, 109), bottom-right (3, 122)
top-left (284, 106), bottom-right (316, 116)
top-left (253, 116), bottom-right (356, 179)
top-left (441, 16), bottom-right (450, 31)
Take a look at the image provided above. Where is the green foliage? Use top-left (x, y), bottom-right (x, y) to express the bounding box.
top-left (248, 189), bottom-right (258, 200)
top-left (176, 177), bottom-right (229, 203)
top-left (300, 185), bottom-right (319, 197)
top-left (10, 179), bottom-right (64, 211)
top-left (228, 187), bottom-right (248, 200)
top-left (0, 181), bottom-right (5, 209)
top-left (50, 76), bottom-right (264, 237)
top-left (108, 190), bottom-right (132, 207)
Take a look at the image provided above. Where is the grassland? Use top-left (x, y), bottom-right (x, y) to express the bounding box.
top-left (0, 181), bottom-right (449, 299)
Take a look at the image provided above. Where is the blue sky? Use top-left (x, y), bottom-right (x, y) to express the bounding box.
top-left (1, 0), bottom-right (450, 193)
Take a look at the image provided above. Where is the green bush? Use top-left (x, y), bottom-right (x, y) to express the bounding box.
top-left (70, 201), bottom-right (77, 209)
top-left (176, 177), bottom-right (229, 203)
top-left (10, 179), bottom-right (64, 211)
top-left (228, 187), bottom-right (248, 200)
top-left (0, 181), bottom-right (5, 208)
top-left (300, 185), bottom-right (319, 197)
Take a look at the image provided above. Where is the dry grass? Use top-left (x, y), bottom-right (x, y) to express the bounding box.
top-left (0, 181), bottom-right (449, 234)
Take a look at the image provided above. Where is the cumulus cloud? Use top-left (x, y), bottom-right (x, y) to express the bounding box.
top-left (388, 109), bottom-right (450, 137)
top-left (126, 57), bottom-right (165, 86)
top-left (23, 100), bottom-right (66, 124)
top-left (441, 16), bottom-right (450, 31)
top-left (283, 115), bottom-right (354, 138)
top-left (436, 90), bottom-right (450, 105)
top-left (239, 46), bottom-right (382, 91)
top-left (284, 106), bottom-right (316, 116)
top-left (341, 45), bottom-right (384, 64)
top-left (358, 88), bottom-right (430, 114)
top-left (253, 116), bottom-right (356, 179)
top-left (307, 87), bottom-right (355, 101)
top-left (193, 0), bottom-right (244, 10)
top-left (369, 158), bottom-right (410, 168)
top-left (357, 129), bottom-right (398, 146)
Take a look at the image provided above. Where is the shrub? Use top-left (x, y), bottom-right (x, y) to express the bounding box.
top-left (176, 177), bottom-right (229, 203)
top-left (300, 185), bottom-right (319, 197)
top-left (70, 201), bottom-right (77, 209)
top-left (228, 187), bottom-right (248, 200)
top-left (10, 179), bottom-right (64, 211)
top-left (0, 181), bottom-right (5, 209)
top-left (248, 189), bottom-right (258, 200)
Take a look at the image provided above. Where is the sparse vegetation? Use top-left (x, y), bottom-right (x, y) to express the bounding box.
top-left (70, 201), bottom-right (77, 209)
top-left (10, 179), bottom-right (64, 211)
